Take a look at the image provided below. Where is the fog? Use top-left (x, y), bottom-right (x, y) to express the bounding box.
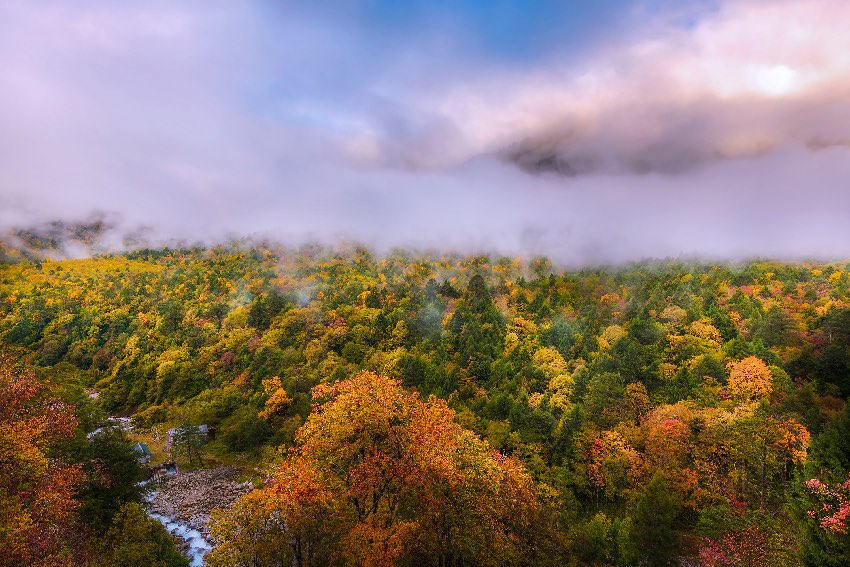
top-left (2, 0), bottom-right (849, 265)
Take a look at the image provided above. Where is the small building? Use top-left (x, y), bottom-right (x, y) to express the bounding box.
top-left (132, 442), bottom-right (152, 464)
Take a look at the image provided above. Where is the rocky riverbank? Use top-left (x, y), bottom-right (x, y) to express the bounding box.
top-left (148, 466), bottom-right (253, 541)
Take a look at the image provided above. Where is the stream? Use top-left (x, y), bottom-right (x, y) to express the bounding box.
top-left (91, 422), bottom-right (211, 565)
top-left (149, 512), bottom-right (212, 567)
top-left (139, 467), bottom-right (249, 567)
top-left (142, 481), bottom-right (212, 567)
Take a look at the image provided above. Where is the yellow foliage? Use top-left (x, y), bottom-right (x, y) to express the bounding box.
top-left (660, 305), bottom-right (688, 326)
top-left (660, 362), bottom-right (677, 380)
top-left (597, 324), bottom-right (626, 352)
top-left (547, 372), bottom-right (573, 411)
top-left (533, 347), bottom-right (567, 377)
top-left (215, 371), bottom-right (539, 567)
top-left (261, 376), bottom-right (282, 395)
top-left (504, 332), bottom-right (519, 353)
top-left (259, 376), bottom-right (292, 422)
top-left (588, 430), bottom-right (642, 495)
top-left (511, 316), bottom-right (539, 335)
top-left (689, 320), bottom-right (721, 343)
top-left (391, 320), bottom-right (409, 346)
top-left (776, 418), bottom-right (810, 465)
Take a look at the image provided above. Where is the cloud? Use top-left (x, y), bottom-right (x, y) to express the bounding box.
top-left (363, 0), bottom-right (850, 175)
top-left (1, 0), bottom-right (850, 264)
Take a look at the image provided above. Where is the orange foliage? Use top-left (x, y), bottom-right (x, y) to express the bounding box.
top-left (775, 417), bottom-right (810, 465)
top-left (727, 356), bottom-right (772, 401)
top-left (209, 371), bottom-right (538, 567)
top-left (257, 376), bottom-right (292, 423)
top-left (0, 354), bottom-right (84, 566)
top-left (645, 418), bottom-right (690, 471)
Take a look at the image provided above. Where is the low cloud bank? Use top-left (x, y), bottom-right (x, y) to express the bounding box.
top-left (1, 0), bottom-right (849, 265)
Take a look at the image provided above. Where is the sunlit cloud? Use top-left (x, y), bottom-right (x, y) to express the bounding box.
top-left (368, 0), bottom-right (850, 174)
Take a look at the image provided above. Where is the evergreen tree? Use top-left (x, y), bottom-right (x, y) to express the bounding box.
top-left (78, 428), bottom-right (147, 533)
top-left (629, 473), bottom-right (681, 567)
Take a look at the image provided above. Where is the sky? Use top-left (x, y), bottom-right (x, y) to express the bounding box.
top-left (1, 0), bottom-right (850, 264)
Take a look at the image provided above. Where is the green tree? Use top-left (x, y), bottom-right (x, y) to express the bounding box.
top-left (170, 424), bottom-right (205, 465)
top-left (447, 274), bottom-right (505, 382)
top-left (583, 372), bottom-right (626, 429)
top-left (753, 306), bottom-right (796, 347)
top-left (78, 428), bottom-right (147, 532)
top-left (796, 402), bottom-right (850, 566)
top-left (629, 473), bottom-right (682, 567)
top-left (223, 411), bottom-right (272, 452)
top-left (97, 502), bottom-right (188, 567)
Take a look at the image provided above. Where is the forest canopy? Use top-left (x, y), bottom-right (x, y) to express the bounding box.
top-left (2, 243), bottom-right (850, 565)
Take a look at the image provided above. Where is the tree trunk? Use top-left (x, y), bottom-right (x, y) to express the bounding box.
top-left (760, 447), bottom-right (767, 511)
top-left (739, 461), bottom-right (746, 502)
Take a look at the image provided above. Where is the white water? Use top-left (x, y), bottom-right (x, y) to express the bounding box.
top-left (149, 512), bottom-right (212, 567)
top-left (87, 417), bottom-right (132, 439)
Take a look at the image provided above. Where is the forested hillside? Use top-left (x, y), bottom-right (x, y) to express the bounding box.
top-left (3, 244), bottom-right (850, 565)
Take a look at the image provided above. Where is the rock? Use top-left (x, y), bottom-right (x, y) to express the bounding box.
top-left (148, 467), bottom-right (252, 538)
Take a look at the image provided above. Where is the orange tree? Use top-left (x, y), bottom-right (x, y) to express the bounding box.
top-left (208, 370), bottom-right (540, 567)
top-left (727, 356), bottom-right (773, 401)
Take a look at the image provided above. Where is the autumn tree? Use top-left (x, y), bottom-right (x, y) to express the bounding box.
top-left (805, 475), bottom-right (850, 534)
top-left (587, 430), bottom-right (641, 501)
top-left (727, 356), bottom-right (773, 401)
top-left (535, 346), bottom-right (573, 412)
top-left (699, 525), bottom-right (791, 567)
top-left (208, 457), bottom-right (336, 567)
top-left (208, 371), bottom-right (539, 567)
top-left (0, 354), bottom-right (85, 566)
top-left (258, 376), bottom-right (293, 425)
top-left (797, 401), bottom-right (850, 567)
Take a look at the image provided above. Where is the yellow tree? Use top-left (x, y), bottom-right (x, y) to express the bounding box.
top-left (534, 347), bottom-right (573, 411)
top-left (257, 376), bottom-right (292, 425)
